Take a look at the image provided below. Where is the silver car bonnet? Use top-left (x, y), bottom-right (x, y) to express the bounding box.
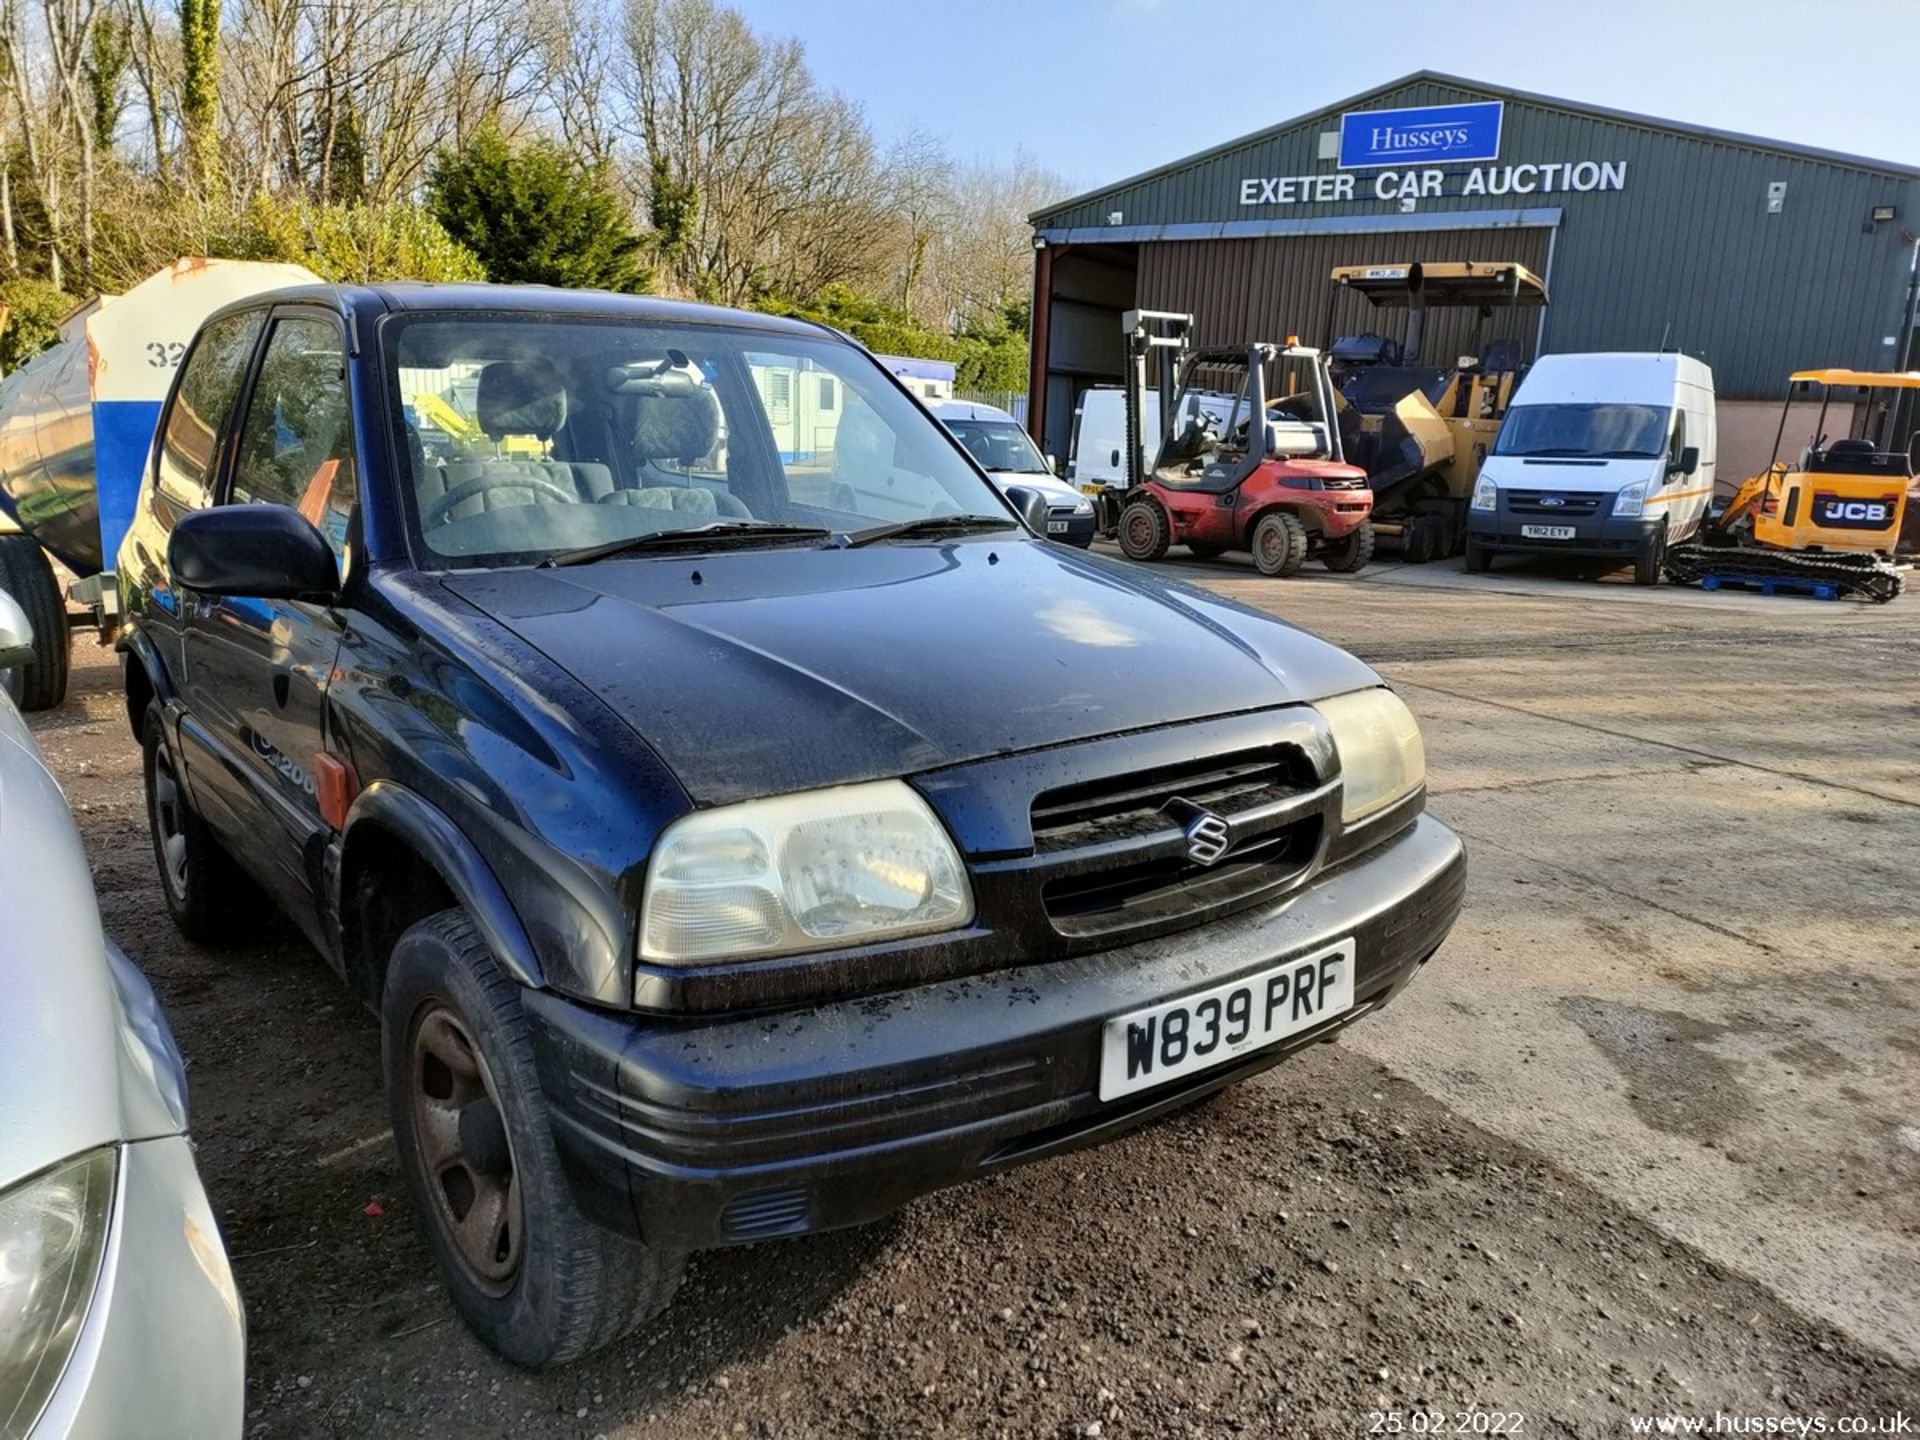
top-left (0, 706), bottom-right (188, 1188)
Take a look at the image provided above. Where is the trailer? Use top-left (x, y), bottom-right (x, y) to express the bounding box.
top-left (0, 258), bottom-right (317, 707)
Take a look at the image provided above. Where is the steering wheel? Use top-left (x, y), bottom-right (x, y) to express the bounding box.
top-left (421, 471), bottom-right (579, 528)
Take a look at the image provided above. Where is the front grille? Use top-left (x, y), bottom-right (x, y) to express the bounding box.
top-left (1322, 475), bottom-right (1369, 491)
top-left (1026, 744), bottom-right (1332, 939)
top-left (1507, 490), bottom-right (1601, 517)
top-left (1030, 746), bottom-right (1314, 854)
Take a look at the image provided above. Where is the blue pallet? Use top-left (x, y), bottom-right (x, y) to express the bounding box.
top-left (1698, 573), bottom-right (1839, 601)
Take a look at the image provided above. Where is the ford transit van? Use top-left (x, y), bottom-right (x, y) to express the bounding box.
top-left (1464, 353), bottom-right (1715, 584)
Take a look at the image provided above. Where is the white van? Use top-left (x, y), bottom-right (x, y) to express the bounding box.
top-left (1465, 353), bottom-right (1716, 585)
top-left (1066, 386), bottom-right (1240, 488)
top-left (927, 399), bottom-right (1096, 545)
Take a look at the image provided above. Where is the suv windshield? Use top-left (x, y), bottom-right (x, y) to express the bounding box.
top-left (942, 417), bottom-right (1048, 474)
top-left (389, 315), bottom-right (1008, 565)
top-left (1495, 403), bottom-right (1672, 459)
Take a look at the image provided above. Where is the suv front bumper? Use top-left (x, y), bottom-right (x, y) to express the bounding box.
top-left (526, 813), bottom-right (1465, 1252)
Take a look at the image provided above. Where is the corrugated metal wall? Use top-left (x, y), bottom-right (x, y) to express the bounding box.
top-left (1034, 76), bottom-right (1920, 398)
top-left (1137, 227), bottom-right (1553, 367)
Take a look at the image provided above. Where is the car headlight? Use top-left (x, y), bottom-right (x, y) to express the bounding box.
top-left (1072, 495), bottom-right (1094, 516)
top-left (1317, 688), bottom-right (1426, 823)
top-left (1471, 474), bottom-right (1498, 512)
top-left (1613, 481), bottom-right (1647, 517)
top-left (0, 1149), bottom-right (115, 1438)
top-left (639, 780), bottom-right (974, 967)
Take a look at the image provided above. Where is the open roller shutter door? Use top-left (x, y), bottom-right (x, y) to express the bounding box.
top-left (1137, 226), bottom-right (1553, 368)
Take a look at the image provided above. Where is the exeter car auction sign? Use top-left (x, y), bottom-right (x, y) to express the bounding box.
top-left (1239, 100), bottom-right (1628, 208)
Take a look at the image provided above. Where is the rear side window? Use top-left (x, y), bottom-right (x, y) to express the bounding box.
top-left (156, 310), bottom-right (266, 506)
top-left (229, 315), bottom-right (356, 557)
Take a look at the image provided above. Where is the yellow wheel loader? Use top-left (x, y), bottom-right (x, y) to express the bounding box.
top-left (1324, 261), bottom-right (1548, 561)
top-left (1663, 369), bottom-right (1918, 603)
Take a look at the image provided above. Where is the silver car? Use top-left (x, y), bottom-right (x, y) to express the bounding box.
top-left (0, 591), bottom-right (244, 1436)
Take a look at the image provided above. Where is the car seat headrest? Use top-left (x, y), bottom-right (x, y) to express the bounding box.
top-left (477, 360), bottom-right (568, 441)
top-left (631, 387), bottom-right (720, 466)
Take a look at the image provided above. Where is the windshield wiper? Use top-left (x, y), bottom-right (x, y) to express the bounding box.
top-left (840, 514), bottom-right (1019, 548)
top-left (540, 521), bottom-right (832, 567)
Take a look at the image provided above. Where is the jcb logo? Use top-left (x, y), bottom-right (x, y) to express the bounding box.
top-left (1830, 501), bottom-right (1887, 521)
top-left (1813, 493), bottom-right (1899, 530)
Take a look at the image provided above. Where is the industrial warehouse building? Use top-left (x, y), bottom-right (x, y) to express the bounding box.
top-left (1026, 72), bottom-right (1920, 482)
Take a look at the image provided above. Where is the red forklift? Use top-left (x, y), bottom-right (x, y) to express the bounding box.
top-left (1113, 311), bottom-right (1376, 576)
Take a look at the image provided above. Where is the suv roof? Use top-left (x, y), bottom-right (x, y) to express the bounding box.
top-left (203, 281), bottom-right (839, 341)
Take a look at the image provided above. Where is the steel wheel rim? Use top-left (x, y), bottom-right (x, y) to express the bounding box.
top-left (1123, 509), bottom-right (1153, 553)
top-left (1257, 522), bottom-right (1283, 568)
top-left (151, 746), bottom-right (191, 901)
top-left (408, 1004), bottom-right (523, 1295)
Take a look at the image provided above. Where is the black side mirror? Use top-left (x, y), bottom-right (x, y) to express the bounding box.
top-left (169, 504), bottom-right (340, 600)
top-left (1002, 485), bottom-right (1053, 534)
top-left (1678, 445), bottom-right (1700, 477)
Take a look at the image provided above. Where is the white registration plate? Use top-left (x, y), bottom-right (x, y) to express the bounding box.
top-left (1047, 519), bottom-right (1070, 534)
top-left (1521, 524), bottom-right (1577, 540)
top-left (1098, 940), bottom-right (1356, 1101)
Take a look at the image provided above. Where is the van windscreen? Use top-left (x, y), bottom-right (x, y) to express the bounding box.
top-left (1495, 403), bottom-right (1671, 459)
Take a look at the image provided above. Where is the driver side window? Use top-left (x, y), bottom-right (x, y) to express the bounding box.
top-left (230, 315), bottom-right (356, 560)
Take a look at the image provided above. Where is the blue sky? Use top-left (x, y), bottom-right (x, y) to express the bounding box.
top-left (730, 0), bottom-right (1920, 200)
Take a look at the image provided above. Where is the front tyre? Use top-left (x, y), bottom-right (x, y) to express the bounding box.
top-left (1633, 522), bottom-right (1666, 587)
top-left (384, 909), bottom-right (683, 1368)
top-left (1251, 511), bottom-right (1308, 577)
top-left (1465, 535), bottom-right (1495, 573)
top-left (1117, 499), bottom-right (1170, 561)
top-left (1320, 519), bottom-right (1375, 574)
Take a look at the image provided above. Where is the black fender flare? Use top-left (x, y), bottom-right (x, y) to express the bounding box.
top-left (113, 626), bottom-right (176, 738)
top-left (339, 780), bottom-right (545, 991)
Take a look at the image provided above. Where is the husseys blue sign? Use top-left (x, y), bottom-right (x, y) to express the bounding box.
top-left (1339, 101), bottom-right (1504, 169)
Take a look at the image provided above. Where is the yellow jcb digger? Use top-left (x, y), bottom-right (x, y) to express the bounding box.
top-left (1663, 369), bottom-right (1919, 604)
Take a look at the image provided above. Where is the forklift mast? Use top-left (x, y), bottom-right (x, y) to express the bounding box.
top-left (1121, 309), bottom-right (1194, 490)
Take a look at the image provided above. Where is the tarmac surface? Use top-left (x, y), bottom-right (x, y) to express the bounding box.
top-left (27, 547), bottom-right (1920, 1437)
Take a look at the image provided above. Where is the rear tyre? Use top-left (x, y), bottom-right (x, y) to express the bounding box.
top-left (1117, 499), bottom-right (1170, 561)
top-left (1251, 511), bottom-right (1309, 578)
top-left (1320, 519), bottom-right (1375, 574)
top-left (1185, 543), bottom-right (1225, 561)
top-left (142, 702), bottom-right (267, 945)
top-left (384, 909), bottom-right (684, 1368)
top-left (1633, 523), bottom-right (1666, 587)
top-left (1400, 514), bottom-right (1438, 565)
top-left (1465, 535), bottom-right (1495, 573)
top-left (0, 534), bottom-right (69, 711)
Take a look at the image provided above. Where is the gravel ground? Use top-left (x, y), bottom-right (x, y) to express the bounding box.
top-left (26, 557), bottom-right (1920, 1438)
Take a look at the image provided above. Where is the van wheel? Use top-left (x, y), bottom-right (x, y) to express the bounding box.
top-left (1320, 520), bottom-right (1375, 574)
top-left (0, 535), bottom-right (69, 711)
top-left (1465, 536), bottom-right (1495, 573)
top-left (1117, 500), bottom-right (1170, 561)
top-left (1251, 511), bottom-right (1308, 577)
top-left (142, 703), bottom-right (266, 945)
top-left (385, 909), bottom-right (684, 1368)
top-left (1634, 523), bottom-right (1667, 586)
